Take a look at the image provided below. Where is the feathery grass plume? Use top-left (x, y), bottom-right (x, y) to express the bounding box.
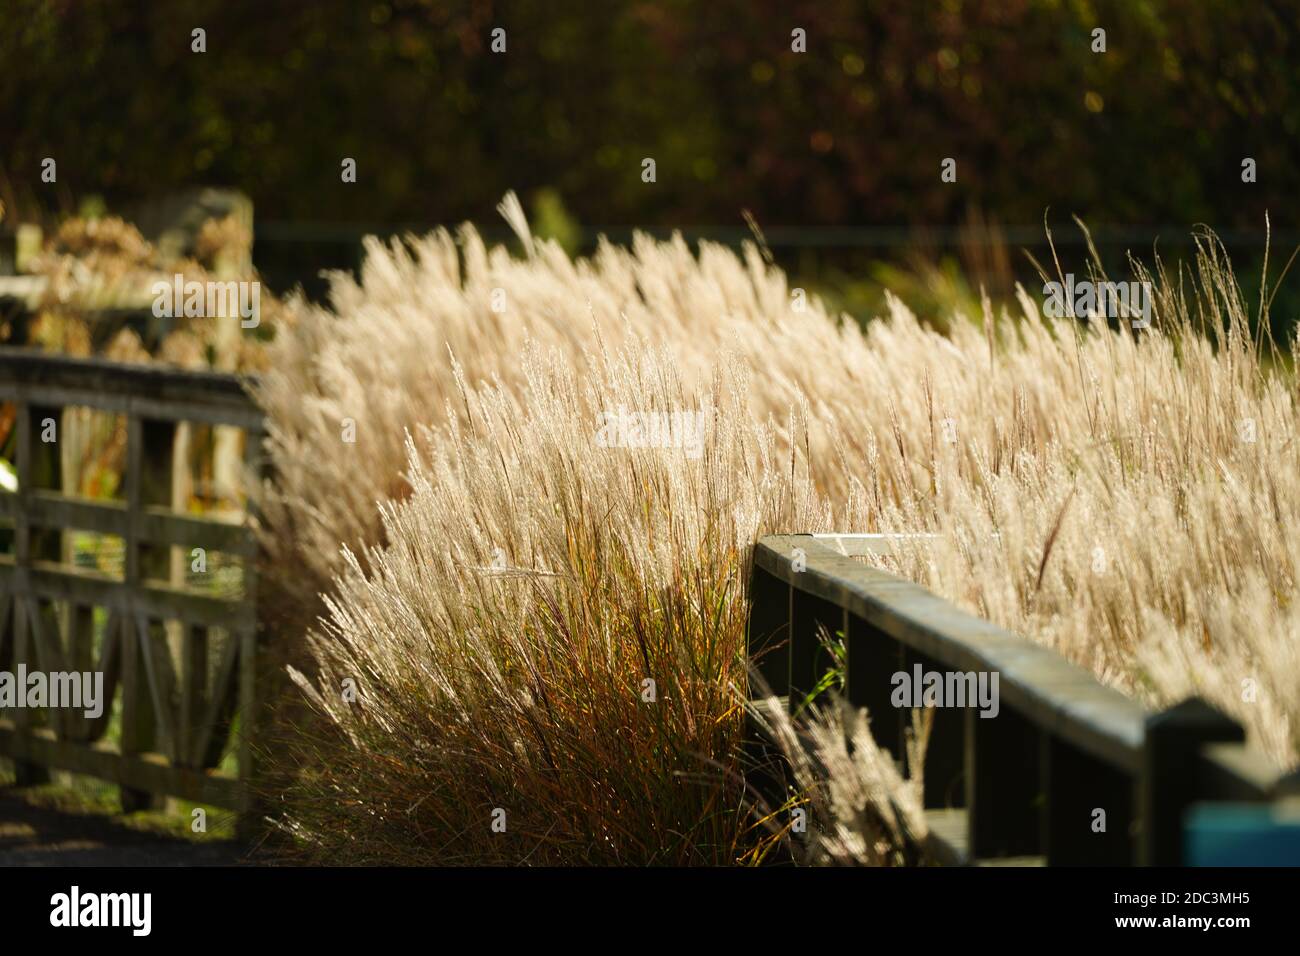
top-left (748, 694), bottom-right (932, 866)
top-left (273, 339), bottom-right (826, 864)
top-left (254, 190), bottom-right (835, 640)
top-left (259, 197), bottom-right (1300, 863)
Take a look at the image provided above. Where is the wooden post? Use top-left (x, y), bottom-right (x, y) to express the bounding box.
top-left (789, 590), bottom-right (838, 707)
top-left (904, 649), bottom-right (966, 810)
top-left (1042, 733), bottom-right (1135, 864)
top-left (743, 557), bottom-right (793, 851)
top-left (1140, 698), bottom-right (1246, 866)
top-left (58, 407), bottom-right (94, 744)
top-left (966, 705), bottom-right (1042, 858)
top-left (31, 406), bottom-right (68, 741)
top-left (167, 422), bottom-right (192, 675)
top-left (178, 622), bottom-right (208, 767)
top-left (119, 414), bottom-right (173, 812)
top-left (236, 423), bottom-right (263, 841)
top-left (10, 402), bottom-right (56, 785)
top-left (845, 614), bottom-right (903, 760)
top-left (211, 236), bottom-right (250, 506)
top-left (747, 562), bottom-right (790, 698)
top-left (65, 603), bottom-right (96, 742)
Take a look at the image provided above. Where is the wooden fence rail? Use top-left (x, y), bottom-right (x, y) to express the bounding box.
top-left (0, 348), bottom-right (262, 834)
top-left (747, 534), bottom-right (1296, 866)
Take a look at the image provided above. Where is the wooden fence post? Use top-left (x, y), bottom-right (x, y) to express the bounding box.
top-left (905, 648), bottom-right (965, 810)
top-left (846, 615), bottom-right (904, 761)
top-left (747, 561), bottom-right (790, 698)
top-left (10, 401), bottom-right (62, 786)
top-left (789, 589), bottom-right (839, 707)
top-left (743, 558), bottom-right (792, 850)
top-left (1140, 698), bottom-right (1246, 866)
top-left (966, 705), bottom-right (1041, 858)
top-left (235, 422), bottom-right (264, 841)
top-left (1042, 734), bottom-right (1135, 865)
top-left (119, 414), bottom-right (173, 812)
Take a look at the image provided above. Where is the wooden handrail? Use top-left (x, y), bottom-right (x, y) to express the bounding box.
top-left (0, 348), bottom-right (260, 427)
top-left (747, 534), bottom-right (1289, 866)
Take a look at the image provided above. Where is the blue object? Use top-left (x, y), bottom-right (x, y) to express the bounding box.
top-left (1185, 801), bottom-right (1300, 866)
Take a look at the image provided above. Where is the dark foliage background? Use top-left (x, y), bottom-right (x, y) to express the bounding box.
top-left (3, 0), bottom-right (1299, 313)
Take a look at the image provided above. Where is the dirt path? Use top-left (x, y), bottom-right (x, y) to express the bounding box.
top-left (0, 790), bottom-right (250, 866)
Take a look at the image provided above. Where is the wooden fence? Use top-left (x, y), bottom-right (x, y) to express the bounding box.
top-left (0, 348), bottom-right (262, 833)
top-left (747, 534), bottom-right (1297, 866)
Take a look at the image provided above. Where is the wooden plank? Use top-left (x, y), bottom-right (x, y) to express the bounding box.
top-left (118, 414), bottom-right (160, 812)
top-left (9, 595), bottom-right (31, 735)
top-left (7, 596), bottom-right (50, 785)
top-left (0, 384), bottom-right (263, 429)
top-left (746, 562), bottom-right (790, 697)
top-left (846, 614), bottom-right (904, 760)
top-left (135, 611), bottom-right (179, 763)
top-left (754, 536), bottom-right (1146, 773)
top-left (0, 560), bottom-right (251, 627)
top-left (0, 489), bottom-right (128, 535)
top-left (80, 611), bottom-right (122, 744)
top-left (64, 603), bottom-right (96, 742)
top-left (1044, 731), bottom-right (1137, 865)
top-left (811, 532), bottom-right (946, 556)
top-left (137, 505), bottom-right (256, 556)
top-left (0, 347), bottom-right (259, 418)
top-left (12, 398), bottom-right (32, 569)
top-left (237, 424), bottom-right (263, 834)
top-left (22, 402), bottom-right (71, 744)
top-left (906, 645), bottom-right (966, 810)
top-left (965, 705), bottom-right (1043, 859)
top-left (136, 576), bottom-right (253, 626)
top-left (789, 589), bottom-right (839, 706)
top-left (23, 592), bottom-right (70, 740)
top-left (7, 397), bottom-right (52, 785)
top-left (179, 622), bottom-right (209, 767)
top-left (0, 494), bottom-right (248, 554)
top-left (192, 629), bottom-right (240, 770)
top-left (0, 720), bottom-right (243, 809)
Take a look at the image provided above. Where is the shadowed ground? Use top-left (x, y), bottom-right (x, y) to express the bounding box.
top-left (0, 788), bottom-right (250, 866)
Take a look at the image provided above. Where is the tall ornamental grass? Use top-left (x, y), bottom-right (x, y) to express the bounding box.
top-left (258, 198), bottom-right (1299, 863)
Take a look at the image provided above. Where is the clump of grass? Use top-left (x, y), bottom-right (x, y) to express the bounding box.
top-left (748, 696), bottom-right (932, 866)
top-left (259, 196), bottom-right (1300, 864)
top-left (271, 342), bottom-right (824, 864)
top-left (255, 192), bottom-right (828, 639)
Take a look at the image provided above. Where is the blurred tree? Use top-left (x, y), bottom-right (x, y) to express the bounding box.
top-left (1, 0), bottom-right (1296, 242)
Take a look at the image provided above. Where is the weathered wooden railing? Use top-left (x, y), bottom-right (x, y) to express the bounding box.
top-left (0, 349), bottom-right (262, 833)
top-left (748, 534), bottom-right (1296, 866)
